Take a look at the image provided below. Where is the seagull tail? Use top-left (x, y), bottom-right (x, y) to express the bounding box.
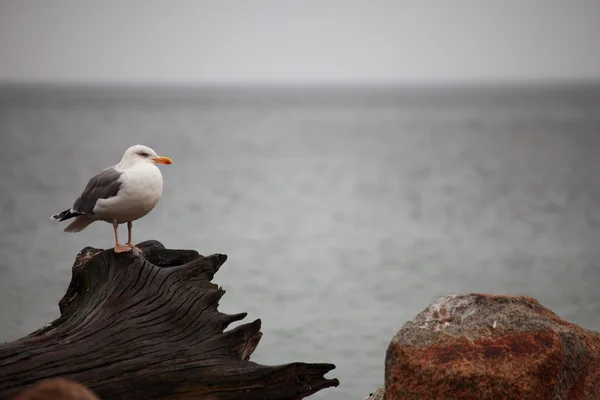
top-left (51, 209), bottom-right (80, 221)
top-left (64, 215), bottom-right (95, 233)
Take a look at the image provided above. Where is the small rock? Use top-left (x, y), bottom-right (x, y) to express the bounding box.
top-left (385, 293), bottom-right (600, 400)
top-left (13, 378), bottom-right (99, 400)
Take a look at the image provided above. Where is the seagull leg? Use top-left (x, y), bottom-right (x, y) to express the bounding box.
top-left (126, 221), bottom-right (143, 253)
top-left (113, 221), bottom-right (132, 253)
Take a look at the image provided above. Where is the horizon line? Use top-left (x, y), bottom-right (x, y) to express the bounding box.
top-left (2, 79), bottom-right (600, 90)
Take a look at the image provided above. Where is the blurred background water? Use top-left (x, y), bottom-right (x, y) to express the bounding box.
top-left (0, 86), bottom-right (599, 399)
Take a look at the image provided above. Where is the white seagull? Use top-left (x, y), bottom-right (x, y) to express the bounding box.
top-left (51, 144), bottom-right (173, 253)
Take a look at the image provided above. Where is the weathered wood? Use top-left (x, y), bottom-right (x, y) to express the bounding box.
top-left (0, 240), bottom-right (338, 399)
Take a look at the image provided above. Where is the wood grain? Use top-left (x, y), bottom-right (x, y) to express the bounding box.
top-left (0, 240), bottom-right (338, 399)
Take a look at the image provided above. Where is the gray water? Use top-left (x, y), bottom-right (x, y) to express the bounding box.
top-left (1, 86), bottom-right (600, 399)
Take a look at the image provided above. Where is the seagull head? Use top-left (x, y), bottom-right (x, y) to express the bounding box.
top-left (120, 145), bottom-right (173, 168)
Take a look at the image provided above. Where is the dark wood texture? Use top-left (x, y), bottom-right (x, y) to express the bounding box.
top-left (0, 240), bottom-right (338, 399)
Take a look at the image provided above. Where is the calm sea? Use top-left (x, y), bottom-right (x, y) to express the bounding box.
top-left (1, 85), bottom-right (599, 399)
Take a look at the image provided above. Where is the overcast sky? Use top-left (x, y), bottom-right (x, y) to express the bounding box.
top-left (1, 0), bottom-right (599, 85)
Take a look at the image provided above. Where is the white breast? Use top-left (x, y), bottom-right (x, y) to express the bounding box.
top-left (94, 163), bottom-right (164, 223)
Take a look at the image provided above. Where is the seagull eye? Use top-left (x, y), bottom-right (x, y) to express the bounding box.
top-left (137, 151), bottom-right (150, 157)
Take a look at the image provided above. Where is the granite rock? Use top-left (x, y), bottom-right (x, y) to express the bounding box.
top-left (385, 294), bottom-right (600, 400)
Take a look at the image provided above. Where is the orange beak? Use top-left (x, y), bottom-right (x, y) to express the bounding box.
top-left (153, 156), bottom-right (173, 165)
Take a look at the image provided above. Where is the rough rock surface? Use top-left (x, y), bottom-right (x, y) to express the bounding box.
top-left (363, 385), bottom-right (385, 400)
top-left (385, 293), bottom-right (600, 400)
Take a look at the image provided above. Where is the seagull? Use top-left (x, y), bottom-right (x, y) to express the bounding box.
top-left (51, 145), bottom-right (173, 253)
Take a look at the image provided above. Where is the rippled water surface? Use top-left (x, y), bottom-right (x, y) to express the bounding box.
top-left (1, 87), bottom-right (599, 399)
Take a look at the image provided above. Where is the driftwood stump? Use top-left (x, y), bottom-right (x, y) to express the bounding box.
top-left (0, 240), bottom-right (338, 399)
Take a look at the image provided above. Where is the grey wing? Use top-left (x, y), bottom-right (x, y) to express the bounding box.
top-left (72, 167), bottom-right (123, 214)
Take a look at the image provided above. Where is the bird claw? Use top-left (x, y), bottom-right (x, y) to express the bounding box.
top-left (124, 242), bottom-right (143, 254)
top-left (114, 244), bottom-right (133, 253)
